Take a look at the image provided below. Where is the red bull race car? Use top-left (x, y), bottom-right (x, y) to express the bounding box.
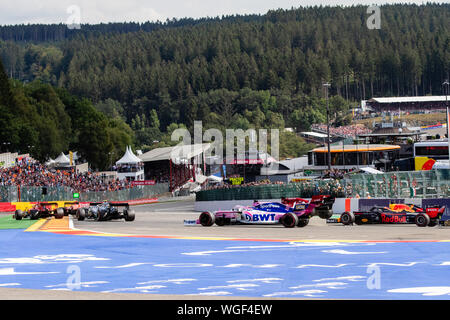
top-left (340, 204), bottom-right (446, 227)
top-left (192, 195), bottom-right (334, 228)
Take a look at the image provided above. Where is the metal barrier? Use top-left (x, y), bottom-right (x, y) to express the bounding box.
top-left (196, 169), bottom-right (450, 201)
top-left (0, 183), bottom-right (169, 202)
top-left (196, 180), bottom-right (346, 201)
top-left (344, 169), bottom-right (450, 199)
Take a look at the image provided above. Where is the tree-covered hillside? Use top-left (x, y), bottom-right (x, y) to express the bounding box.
top-left (0, 4), bottom-right (448, 163)
top-left (0, 58), bottom-right (134, 170)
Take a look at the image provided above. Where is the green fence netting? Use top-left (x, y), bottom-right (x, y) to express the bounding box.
top-left (196, 169), bottom-right (450, 201)
top-left (0, 183), bottom-right (169, 202)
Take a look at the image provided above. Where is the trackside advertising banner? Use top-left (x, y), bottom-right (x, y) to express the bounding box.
top-left (131, 180), bottom-right (156, 186)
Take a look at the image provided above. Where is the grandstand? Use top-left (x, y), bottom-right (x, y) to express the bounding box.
top-left (139, 143), bottom-right (211, 191)
top-left (364, 96), bottom-right (449, 112)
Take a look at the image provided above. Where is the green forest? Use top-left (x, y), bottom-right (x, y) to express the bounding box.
top-left (0, 4), bottom-right (449, 168)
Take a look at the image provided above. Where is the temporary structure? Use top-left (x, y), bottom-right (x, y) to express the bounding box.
top-left (116, 146), bottom-right (142, 165)
top-left (54, 152), bottom-right (70, 167)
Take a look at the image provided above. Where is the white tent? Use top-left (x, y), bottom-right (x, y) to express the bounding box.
top-left (45, 158), bottom-right (55, 165)
top-left (54, 152), bottom-right (70, 166)
top-left (116, 146), bottom-right (142, 165)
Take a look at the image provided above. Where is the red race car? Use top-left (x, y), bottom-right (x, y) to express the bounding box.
top-left (14, 202), bottom-right (65, 220)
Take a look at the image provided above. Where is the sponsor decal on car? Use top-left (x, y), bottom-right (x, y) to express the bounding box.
top-left (380, 214), bottom-right (406, 223)
top-left (243, 212), bottom-right (277, 222)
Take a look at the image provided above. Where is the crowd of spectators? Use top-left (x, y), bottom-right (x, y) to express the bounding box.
top-left (203, 179), bottom-right (285, 191)
top-left (0, 159), bottom-right (132, 192)
top-left (311, 123), bottom-right (371, 138)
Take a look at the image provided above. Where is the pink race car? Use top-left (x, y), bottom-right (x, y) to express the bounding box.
top-left (194, 195), bottom-right (334, 228)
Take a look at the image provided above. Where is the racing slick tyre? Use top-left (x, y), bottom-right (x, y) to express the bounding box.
top-left (55, 208), bottom-right (64, 219)
top-left (14, 210), bottom-right (23, 220)
top-left (415, 213), bottom-right (430, 227)
top-left (30, 211), bottom-right (39, 220)
top-left (96, 210), bottom-right (104, 222)
top-left (317, 209), bottom-right (333, 220)
top-left (76, 208), bottom-right (86, 221)
top-left (428, 219), bottom-right (438, 227)
top-left (281, 212), bottom-right (298, 228)
top-left (340, 211), bottom-right (355, 225)
top-left (215, 216), bottom-right (225, 226)
top-left (124, 209), bottom-right (135, 222)
top-left (199, 212), bottom-right (215, 227)
top-left (297, 217), bottom-right (309, 227)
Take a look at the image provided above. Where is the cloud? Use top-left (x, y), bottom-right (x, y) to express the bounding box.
top-left (0, 0), bottom-right (434, 26)
top-left (388, 287), bottom-right (450, 297)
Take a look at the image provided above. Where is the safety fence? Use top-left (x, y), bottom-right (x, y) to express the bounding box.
top-left (196, 169), bottom-right (450, 201)
top-left (345, 169), bottom-right (450, 199)
top-left (196, 180), bottom-right (346, 201)
top-left (0, 183), bottom-right (169, 202)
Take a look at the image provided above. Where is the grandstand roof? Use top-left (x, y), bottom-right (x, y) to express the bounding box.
top-left (312, 144), bottom-right (400, 153)
top-left (300, 131), bottom-right (328, 138)
top-left (139, 143), bottom-right (211, 163)
top-left (367, 96), bottom-right (449, 104)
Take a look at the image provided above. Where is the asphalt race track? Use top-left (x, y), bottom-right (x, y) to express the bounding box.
top-left (1, 199), bottom-right (450, 299)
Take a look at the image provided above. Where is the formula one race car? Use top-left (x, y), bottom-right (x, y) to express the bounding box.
top-left (14, 202), bottom-right (65, 220)
top-left (61, 201), bottom-right (89, 216)
top-left (75, 201), bottom-right (135, 222)
top-left (340, 204), bottom-right (446, 227)
top-left (194, 195), bottom-right (335, 228)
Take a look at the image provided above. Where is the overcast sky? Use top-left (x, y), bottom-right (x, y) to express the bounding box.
top-left (0, 0), bottom-right (439, 25)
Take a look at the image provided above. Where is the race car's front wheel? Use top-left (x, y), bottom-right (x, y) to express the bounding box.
top-left (124, 209), bottom-right (135, 222)
top-left (14, 210), bottom-right (23, 220)
top-left (199, 212), bottom-right (215, 227)
top-left (428, 219), bottom-right (438, 227)
top-left (340, 212), bottom-right (355, 225)
top-left (316, 208), bottom-right (333, 220)
top-left (55, 208), bottom-right (64, 219)
top-left (281, 212), bottom-right (298, 228)
top-left (215, 216), bottom-right (225, 226)
top-left (76, 208), bottom-right (85, 221)
top-left (415, 213), bottom-right (430, 227)
top-left (297, 217), bottom-right (309, 227)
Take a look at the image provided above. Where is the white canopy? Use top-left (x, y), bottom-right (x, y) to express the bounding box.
top-left (116, 146), bottom-right (142, 165)
top-left (359, 167), bottom-right (383, 174)
top-left (54, 152), bottom-right (70, 165)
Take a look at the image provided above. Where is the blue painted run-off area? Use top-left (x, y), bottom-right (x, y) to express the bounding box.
top-left (1, 229), bottom-right (450, 299)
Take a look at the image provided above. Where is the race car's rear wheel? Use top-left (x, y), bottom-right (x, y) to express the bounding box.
top-left (297, 217), bottom-right (309, 227)
top-left (76, 208), bottom-right (85, 221)
top-left (55, 208), bottom-right (64, 219)
top-left (340, 212), bottom-right (355, 225)
top-left (415, 213), bottom-right (430, 227)
top-left (124, 209), bottom-right (135, 222)
top-left (281, 212), bottom-right (298, 228)
top-left (14, 210), bottom-right (23, 220)
top-left (199, 212), bottom-right (215, 227)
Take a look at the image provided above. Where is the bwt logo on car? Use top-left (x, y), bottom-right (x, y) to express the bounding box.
top-left (244, 213), bottom-right (277, 222)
